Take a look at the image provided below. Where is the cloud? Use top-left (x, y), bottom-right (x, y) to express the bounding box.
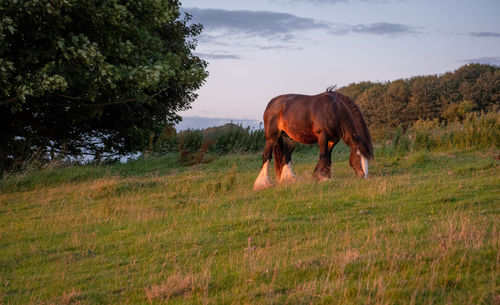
top-left (186, 7), bottom-right (418, 38)
top-left (185, 8), bottom-right (329, 39)
top-left (351, 22), bottom-right (417, 35)
top-left (469, 32), bottom-right (500, 38)
top-left (459, 57), bottom-right (500, 66)
top-left (328, 22), bottom-right (418, 36)
top-left (257, 45), bottom-right (303, 51)
top-left (185, 7), bottom-right (418, 59)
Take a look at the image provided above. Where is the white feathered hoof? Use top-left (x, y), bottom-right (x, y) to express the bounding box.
top-left (253, 160), bottom-right (273, 190)
top-left (279, 162), bottom-right (296, 184)
top-left (253, 179), bottom-right (273, 190)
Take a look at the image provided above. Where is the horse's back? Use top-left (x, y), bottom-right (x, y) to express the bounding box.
top-left (263, 92), bottom-right (336, 144)
top-left (265, 92), bottom-right (331, 115)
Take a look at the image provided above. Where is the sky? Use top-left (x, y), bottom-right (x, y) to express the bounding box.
top-left (178, 0), bottom-right (500, 122)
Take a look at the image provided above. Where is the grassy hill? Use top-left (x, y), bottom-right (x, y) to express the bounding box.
top-left (0, 145), bottom-right (498, 304)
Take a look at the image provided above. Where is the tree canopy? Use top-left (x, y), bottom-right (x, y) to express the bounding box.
top-left (0, 0), bottom-right (208, 172)
top-left (339, 64), bottom-right (500, 130)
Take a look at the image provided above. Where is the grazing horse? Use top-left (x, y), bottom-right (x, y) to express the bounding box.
top-left (253, 88), bottom-right (373, 190)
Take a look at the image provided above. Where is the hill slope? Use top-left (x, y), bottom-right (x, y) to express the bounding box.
top-left (0, 148), bottom-right (498, 304)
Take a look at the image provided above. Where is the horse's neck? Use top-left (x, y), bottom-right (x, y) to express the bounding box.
top-left (339, 122), bottom-right (356, 147)
top-left (342, 136), bottom-right (355, 150)
top-left (337, 99), bottom-right (359, 147)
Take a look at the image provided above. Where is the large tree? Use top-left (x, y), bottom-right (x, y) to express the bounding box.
top-left (0, 0), bottom-right (207, 172)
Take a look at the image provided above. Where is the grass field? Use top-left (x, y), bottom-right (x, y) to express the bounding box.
top-left (0, 145), bottom-right (499, 304)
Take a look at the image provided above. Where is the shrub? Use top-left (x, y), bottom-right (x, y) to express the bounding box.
top-left (178, 129), bottom-right (204, 154)
top-left (177, 129), bottom-right (213, 165)
top-left (209, 125), bottom-right (265, 154)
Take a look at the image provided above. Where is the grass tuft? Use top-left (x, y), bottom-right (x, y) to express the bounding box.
top-left (145, 273), bottom-right (207, 302)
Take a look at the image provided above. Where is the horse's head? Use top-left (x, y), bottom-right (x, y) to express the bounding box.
top-left (349, 147), bottom-right (369, 179)
top-left (347, 132), bottom-right (372, 179)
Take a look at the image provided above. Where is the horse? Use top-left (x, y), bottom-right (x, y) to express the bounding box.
top-left (253, 88), bottom-right (373, 190)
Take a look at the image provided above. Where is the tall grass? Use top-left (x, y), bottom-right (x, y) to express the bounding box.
top-left (381, 111), bottom-right (499, 155)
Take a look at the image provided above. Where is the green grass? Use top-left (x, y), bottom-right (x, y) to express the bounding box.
top-left (0, 147), bottom-right (499, 304)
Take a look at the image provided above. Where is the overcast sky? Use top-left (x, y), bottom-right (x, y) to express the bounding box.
top-left (179, 0), bottom-right (500, 121)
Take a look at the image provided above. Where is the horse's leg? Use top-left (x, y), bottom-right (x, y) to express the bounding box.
top-left (328, 137), bottom-right (339, 154)
top-left (253, 139), bottom-right (275, 190)
top-left (254, 120), bottom-right (281, 190)
top-left (314, 133), bottom-right (332, 181)
top-left (279, 136), bottom-right (296, 184)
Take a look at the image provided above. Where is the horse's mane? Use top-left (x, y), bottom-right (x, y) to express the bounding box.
top-left (326, 85), bottom-right (337, 92)
top-left (326, 88), bottom-right (374, 159)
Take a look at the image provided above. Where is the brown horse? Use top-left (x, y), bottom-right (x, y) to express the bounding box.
top-left (254, 88), bottom-right (373, 190)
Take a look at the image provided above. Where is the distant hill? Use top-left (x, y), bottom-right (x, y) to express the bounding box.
top-left (175, 116), bottom-right (262, 131)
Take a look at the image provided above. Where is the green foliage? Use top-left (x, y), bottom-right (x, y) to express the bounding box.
top-left (407, 75), bottom-right (441, 121)
top-left (148, 124), bottom-right (179, 154)
top-left (178, 129), bottom-right (214, 165)
top-left (442, 100), bottom-right (476, 121)
top-left (0, 0), bottom-right (208, 174)
top-left (211, 125), bottom-right (265, 154)
top-left (352, 82), bottom-right (388, 129)
top-left (178, 129), bottom-right (204, 154)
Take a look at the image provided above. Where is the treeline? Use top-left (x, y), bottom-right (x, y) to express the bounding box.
top-left (338, 64), bottom-right (499, 135)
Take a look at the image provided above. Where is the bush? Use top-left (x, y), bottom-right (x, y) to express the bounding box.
top-left (178, 129), bottom-right (204, 154)
top-left (177, 129), bottom-right (214, 165)
top-left (208, 125), bottom-right (265, 154)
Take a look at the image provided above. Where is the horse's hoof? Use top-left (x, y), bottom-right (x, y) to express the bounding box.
top-left (279, 163), bottom-right (296, 184)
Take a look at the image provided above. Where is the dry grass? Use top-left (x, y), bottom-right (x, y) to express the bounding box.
top-left (145, 273), bottom-right (204, 302)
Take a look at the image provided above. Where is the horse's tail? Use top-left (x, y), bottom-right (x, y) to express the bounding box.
top-left (273, 135), bottom-right (295, 180)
